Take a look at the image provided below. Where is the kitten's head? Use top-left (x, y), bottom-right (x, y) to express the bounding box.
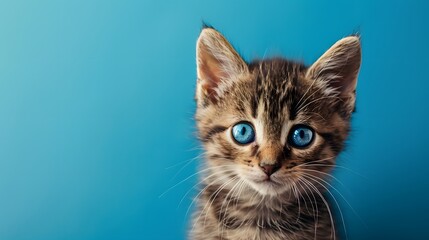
top-left (195, 27), bottom-right (361, 197)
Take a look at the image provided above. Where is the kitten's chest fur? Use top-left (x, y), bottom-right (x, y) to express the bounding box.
top-left (190, 179), bottom-right (335, 240)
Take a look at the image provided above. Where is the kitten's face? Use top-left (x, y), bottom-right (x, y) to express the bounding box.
top-left (195, 28), bottom-right (361, 197)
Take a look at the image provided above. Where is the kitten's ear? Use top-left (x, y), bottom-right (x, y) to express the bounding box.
top-left (196, 28), bottom-right (248, 104)
top-left (306, 36), bottom-right (361, 97)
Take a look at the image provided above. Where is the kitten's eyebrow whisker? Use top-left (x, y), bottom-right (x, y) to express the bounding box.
top-left (295, 81), bottom-right (322, 112)
top-left (296, 95), bottom-right (341, 115)
top-left (302, 111), bottom-right (327, 121)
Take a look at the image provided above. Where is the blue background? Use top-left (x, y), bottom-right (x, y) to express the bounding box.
top-left (1, 0), bottom-right (428, 239)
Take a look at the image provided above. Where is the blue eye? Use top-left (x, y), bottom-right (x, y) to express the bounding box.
top-left (231, 122), bottom-right (255, 145)
top-left (289, 125), bottom-right (314, 148)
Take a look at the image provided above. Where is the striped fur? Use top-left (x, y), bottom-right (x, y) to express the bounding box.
top-left (190, 27), bottom-right (361, 240)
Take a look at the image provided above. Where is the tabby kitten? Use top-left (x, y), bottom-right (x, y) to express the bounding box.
top-left (191, 27), bottom-right (361, 240)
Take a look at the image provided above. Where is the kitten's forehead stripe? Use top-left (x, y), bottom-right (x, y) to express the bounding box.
top-left (249, 59), bottom-right (306, 138)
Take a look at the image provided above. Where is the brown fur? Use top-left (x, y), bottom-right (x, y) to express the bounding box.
top-left (190, 27), bottom-right (361, 240)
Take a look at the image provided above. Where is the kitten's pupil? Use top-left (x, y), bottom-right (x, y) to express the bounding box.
top-left (240, 127), bottom-right (246, 135)
top-left (299, 130), bottom-right (305, 138)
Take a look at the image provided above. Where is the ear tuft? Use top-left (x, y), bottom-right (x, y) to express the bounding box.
top-left (201, 21), bottom-right (214, 30)
top-left (196, 28), bottom-right (248, 104)
top-left (306, 36), bottom-right (362, 97)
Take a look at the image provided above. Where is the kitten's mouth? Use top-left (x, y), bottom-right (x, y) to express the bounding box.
top-left (262, 177), bottom-right (274, 182)
top-left (254, 177), bottom-right (280, 185)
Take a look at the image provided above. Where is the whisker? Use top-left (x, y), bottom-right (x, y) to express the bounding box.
top-left (298, 176), bottom-right (336, 240)
top-left (234, 178), bottom-right (247, 209)
top-left (184, 171), bottom-right (236, 220)
top-left (295, 74), bottom-right (321, 110)
top-left (304, 163), bottom-right (366, 179)
top-left (159, 165), bottom-right (231, 198)
top-left (301, 172), bottom-right (367, 229)
top-left (164, 154), bottom-right (200, 170)
top-left (169, 152), bottom-right (205, 180)
top-left (179, 169), bottom-right (235, 209)
top-left (300, 168), bottom-right (346, 187)
top-left (295, 179), bottom-right (319, 240)
top-left (197, 176), bottom-right (239, 230)
top-left (219, 178), bottom-right (244, 237)
top-left (295, 157), bottom-right (335, 167)
top-left (299, 96), bottom-right (341, 115)
top-left (302, 173), bottom-right (347, 240)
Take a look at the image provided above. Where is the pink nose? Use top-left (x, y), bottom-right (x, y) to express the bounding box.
top-left (259, 162), bottom-right (281, 176)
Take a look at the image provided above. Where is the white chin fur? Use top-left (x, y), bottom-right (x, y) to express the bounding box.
top-left (245, 177), bottom-right (291, 197)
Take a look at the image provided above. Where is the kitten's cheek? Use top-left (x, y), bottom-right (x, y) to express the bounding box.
top-left (236, 164), bottom-right (254, 177)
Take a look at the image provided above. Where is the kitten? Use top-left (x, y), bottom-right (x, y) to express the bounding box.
top-left (190, 26), bottom-right (361, 240)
